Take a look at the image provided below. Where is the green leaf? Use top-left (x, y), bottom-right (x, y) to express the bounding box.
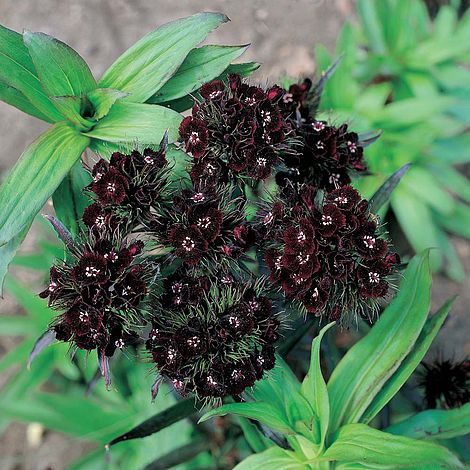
top-left (327, 252), bottom-right (432, 434)
top-left (148, 44), bottom-right (248, 103)
top-left (357, 0), bottom-right (387, 54)
top-left (391, 187), bottom-right (442, 270)
top-left (0, 122), bottom-right (90, 247)
top-left (52, 160), bottom-right (92, 237)
top-left (368, 164), bottom-right (410, 213)
top-left (108, 396), bottom-right (196, 446)
top-left (200, 401), bottom-right (295, 436)
top-left (0, 80), bottom-right (53, 122)
top-left (403, 167), bottom-right (455, 215)
top-left (386, 403), bottom-right (470, 441)
top-left (429, 163), bottom-right (470, 204)
top-left (300, 322), bottom-right (335, 449)
top-left (50, 96), bottom-right (92, 130)
top-left (238, 417), bottom-right (272, 453)
top-left (360, 297), bottom-right (456, 424)
top-left (234, 446), bottom-right (307, 470)
top-left (435, 202), bottom-right (470, 239)
top-left (0, 223), bottom-right (30, 293)
top-left (429, 134), bottom-right (470, 164)
top-left (23, 31), bottom-right (96, 96)
top-left (86, 88), bottom-right (128, 121)
top-left (0, 24), bottom-right (62, 121)
top-left (83, 102), bottom-right (182, 144)
top-left (323, 424), bottom-right (463, 468)
top-left (99, 13), bottom-right (229, 103)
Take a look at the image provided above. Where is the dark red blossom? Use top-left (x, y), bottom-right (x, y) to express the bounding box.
top-left (92, 167), bottom-right (129, 205)
top-left (168, 224), bottom-right (208, 265)
top-left (73, 253), bottom-right (108, 285)
top-left (179, 116), bottom-right (209, 158)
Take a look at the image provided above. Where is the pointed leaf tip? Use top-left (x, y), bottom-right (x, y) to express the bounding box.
top-left (369, 163), bottom-right (412, 213)
top-left (28, 329), bottom-right (56, 369)
top-left (45, 215), bottom-right (75, 249)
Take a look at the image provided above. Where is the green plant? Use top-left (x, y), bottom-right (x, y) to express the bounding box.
top-left (315, 0), bottom-right (470, 280)
top-left (201, 252), bottom-right (469, 468)
top-left (0, 13), bottom-right (257, 288)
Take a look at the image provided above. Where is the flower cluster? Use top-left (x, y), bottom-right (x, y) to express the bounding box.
top-left (419, 358), bottom-right (470, 409)
top-left (256, 184), bottom-right (399, 322)
top-left (278, 120), bottom-right (367, 190)
top-left (179, 74), bottom-right (292, 187)
top-left (40, 236), bottom-right (150, 356)
top-left (151, 185), bottom-right (254, 271)
top-left (147, 282), bottom-right (279, 403)
top-left (271, 78), bottom-right (368, 191)
top-left (85, 137), bottom-right (170, 229)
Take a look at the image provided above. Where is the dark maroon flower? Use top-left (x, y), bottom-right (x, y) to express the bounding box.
top-left (200, 79), bottom-right (226, 100)
top-left (247, 147), bottom-right (277, 180)
top-left (82, 203), bottom-right (113, 231)
top-left (326, 186), bottom-right (361, 212)
top-left (73, 253), bottom-right (108, 285)
top-left (39, 266), bottom-right (64, 303)
top-left (317, 204), bottom-right (346, 237)
top-left (92, 167), bottom-right (129, 205)
top-left (168, 224), bottom-right (208, 265)
top-left (188, 206), bottom-right (224, 242)
top-left (284, 218), bottom-right (316, 255)
top-left (419, 359), bottom-right (470, 409)
top-left (357, 260), bottom-right (391, 299)
top-left (303, 282), bottom-right (330, 314)
top-left (179, 116), bottom-right (209, 158)
top-left (354, 223), bottom-right (389, 260)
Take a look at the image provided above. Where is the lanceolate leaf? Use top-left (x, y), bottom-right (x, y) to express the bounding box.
top-left (0, 223), bottom-right (31, 294)
top-left (323, 424), bottom-right (463, 469)
top-left (360, 297), bottom-right (456, 424)
top-left (148, 44), bottom-right (248, 103)
top-left (99, 12), bottom-right (229, 103)
top-left (385, 403), bottom-right (470, 441)
top-left (0, 122), bottom-right (90, 247)
top-left (0, 24), bottom-right (62, 121)
top-left (84, 102), bottom-right (182, 144)
top-left (23, 31), bottom-right (96, 96)
top-left (52, 160), bottom-right (92, 237)
top-left (27, 329), bottom-right (56, 369)
top-left (327, 252), bottom-right (432, 434)
top-left (300, 322), bottom-right (335, 449)
top-left (108, 396), bottom-right (197, 447)
top-left (0, 80), bottom-right (53, 122)
top-left (233, 447), bottom-right (305, 470)
top-left (369, 163), bottom-right (411, 213)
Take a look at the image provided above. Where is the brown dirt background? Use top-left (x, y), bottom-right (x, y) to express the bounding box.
top-left (0, 1), bottom-right (468, 469)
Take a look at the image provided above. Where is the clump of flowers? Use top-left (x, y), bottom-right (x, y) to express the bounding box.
top-left (256, 184), bottom-right (399, 323)
top-left (149, 184), bottom-right (254, 272)
top-left (37, 69), bottom-right (400, 402)
top-left (275, 79), bottom-right (368, 190)
top-left (419, 358), bottom-right (470, 409)
top-left (40, 234), bottom-right (151, 356)
top-left (85, 135), bottom-right (171, 230)
top-left (146, 282), bottom-right (279, 404)
top-left (179, 74), bottom-right (294, 187)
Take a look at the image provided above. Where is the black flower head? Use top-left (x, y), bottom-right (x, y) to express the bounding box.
top-left (181, 74), bottom-right (292, 187)
top-left (179, 116), bottom-right (209, 158)
top-left (41, 232), bottom-right (152, 356)
top-left (419, 358), bottom-right (470, 409)
top-left (147, 283), bottom-right (280, 404)
top-left (255, 183), bottom-right (399, 324)
top-left (92, 167), bottom-right (129, 205)
top-left (167, 224), bottom-right (208, 266)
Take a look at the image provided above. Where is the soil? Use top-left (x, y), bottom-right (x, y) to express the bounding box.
top-left (0, 1), bottom-right (468, 469)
